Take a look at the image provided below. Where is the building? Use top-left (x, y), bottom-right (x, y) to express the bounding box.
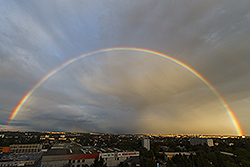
top-left (142, 137), bottom-right (150, 150)
top-left (42, 150), bottom-right (99, 167)
top-left (41, 143), bottom-right (140, 167)
top-left (10, 144), bottom-right (42, 153)
top-left (0, 144), bottom-right (43, 166)
top-left (190, 137), bottom-right (214, 147)
top-left (0, 152), bottom-right (43, 167)
top-left (100, 151), bottom-right (139, 167)
top-left (0, 147), bottom-right (11, 153)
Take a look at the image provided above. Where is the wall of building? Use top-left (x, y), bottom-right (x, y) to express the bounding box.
top-left (41, 154), bottom-right (98, 167)
top-left (10, 144), bottom-right (42, 153)
top-left (142, 138), bottom-right (150, 150)
top-left (41, 158), bottom-right (94, 167)
top-left (105, 157), bottom-right (127, 167)
top-left (100, 151), bottom-right (140, 167)
top-left (41, 160), bottom-right (68, 167)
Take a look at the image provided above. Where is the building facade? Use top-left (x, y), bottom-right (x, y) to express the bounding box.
top-left (142, 137), bottom-right (150, 150)
top-left (10, 144), bottom-right (42, 153)
top-left (100, 151), bottom-right (140, 167)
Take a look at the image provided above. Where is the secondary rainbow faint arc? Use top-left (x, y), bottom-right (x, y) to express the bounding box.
top-left (9, 47), bottom-right (244, 136)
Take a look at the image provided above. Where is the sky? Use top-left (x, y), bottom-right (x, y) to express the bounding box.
top-left (1, 0), bottom-right (250, 135)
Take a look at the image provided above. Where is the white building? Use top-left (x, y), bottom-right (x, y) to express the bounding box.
top-left (142, 137), bottom-right (150, 150)
top-left (99, 151), bottom-right (140, 167)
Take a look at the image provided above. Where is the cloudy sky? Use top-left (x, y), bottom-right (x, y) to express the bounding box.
top-left (1, 0), bottom-right (250, 135)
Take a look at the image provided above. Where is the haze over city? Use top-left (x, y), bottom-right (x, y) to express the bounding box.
top-left (1, 0), bottom-right (250, 136)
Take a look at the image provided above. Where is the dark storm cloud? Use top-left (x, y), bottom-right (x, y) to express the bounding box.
top-left (1, 0), bottom-right (250, 135)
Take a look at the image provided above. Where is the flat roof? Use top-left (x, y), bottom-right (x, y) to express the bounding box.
top-left (46, 143), bottom-right (137, 156)
top-left (0, 152), bottom-right (42, 161)
top-left (45, 149), bottom-right (68, 156)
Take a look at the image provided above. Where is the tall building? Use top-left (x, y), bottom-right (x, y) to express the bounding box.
top-left (142, 137), bottom-right (150, 150)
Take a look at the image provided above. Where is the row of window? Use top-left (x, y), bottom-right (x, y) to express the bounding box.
top-left (11, 149), bottom-right (38, 153)
top-left (11, 145), bottom-right (39, 148)
top-left (0, 163), bottom-right (17, 167)
top-left (71, 165), bottom-right (85, 167)
top-left (68, 159), bottom-right (85, 163)
top-left (46, 164), bottom-right (85, 167)
top-left (68, 160), bottom-right (86, 167)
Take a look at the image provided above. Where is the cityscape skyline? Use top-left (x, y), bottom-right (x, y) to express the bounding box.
top-left (1, 1), bottom-right (250, 136)
top-left (1, 130), bottom-right (248, 166)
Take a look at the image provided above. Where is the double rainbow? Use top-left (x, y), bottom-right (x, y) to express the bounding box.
top-left (9, 47), bottom-right (244, 136)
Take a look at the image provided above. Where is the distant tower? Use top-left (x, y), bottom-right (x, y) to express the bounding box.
top-left (142, 137), bottom-right (150, 150)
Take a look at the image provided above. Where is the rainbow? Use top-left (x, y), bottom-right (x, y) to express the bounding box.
top-left (9, 47), bottom-right (244, 136)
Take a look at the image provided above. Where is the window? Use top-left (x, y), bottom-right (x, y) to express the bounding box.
top-left (77, 160), bottom-right (80, 163)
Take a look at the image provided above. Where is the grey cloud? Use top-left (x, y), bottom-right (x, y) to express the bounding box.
top-left (1, 0), bottom-right (250, 135)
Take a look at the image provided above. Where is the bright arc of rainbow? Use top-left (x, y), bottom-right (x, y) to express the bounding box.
top-left (9, 47), bottom-right (244, 136)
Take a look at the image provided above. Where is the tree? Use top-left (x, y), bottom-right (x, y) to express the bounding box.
top-left (140, 156), bottom-right (156, 167)
top-left (90, 157), bottom-right (107, 167)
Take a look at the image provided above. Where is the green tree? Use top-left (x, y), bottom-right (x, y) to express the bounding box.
top-left (90, 157), bottom-right (107, 167)
top-left (140, 156), bottom-right (156, 167)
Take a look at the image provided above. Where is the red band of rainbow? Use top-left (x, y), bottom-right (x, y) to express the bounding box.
top-left (9, 47), bottom-right (244, 136)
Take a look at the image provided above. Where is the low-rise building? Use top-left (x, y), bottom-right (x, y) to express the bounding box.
top-left (10, 144), bottom-right (42, 153)
top-left (190, 137), bottom-right (214, 147)
top-left (0, 152), bottom-right (43, 167)
top-left (100, 151), bottom-right (139, 167)
top-left (41, 143), bottom-right (139, 167)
